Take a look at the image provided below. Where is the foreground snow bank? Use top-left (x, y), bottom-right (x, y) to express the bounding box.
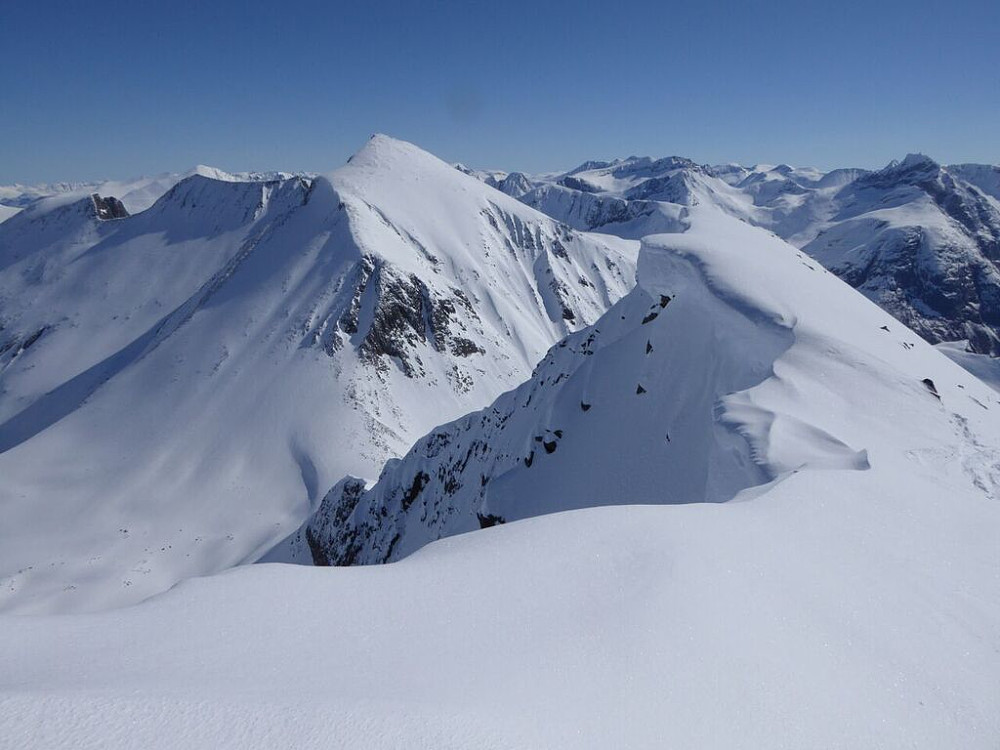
top-left (2, 477), bottom-right (999, 748)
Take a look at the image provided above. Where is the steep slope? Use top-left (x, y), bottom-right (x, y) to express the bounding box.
top-left (0, 135), bottom-right (636, 614)
top-left (3, 206), bottom-right (997, 750)
top-left (307, 205), bottom-right (1000, 566)
top-left (803, 154), bottom-right (1000, 354)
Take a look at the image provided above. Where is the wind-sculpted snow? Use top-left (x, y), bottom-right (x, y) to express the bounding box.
top-left (0, 135), bottom-right (636, 613)
top-left (307, 206), bottom-right (1000, 567)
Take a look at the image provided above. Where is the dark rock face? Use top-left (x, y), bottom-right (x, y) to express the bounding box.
top-left (477, 513), bottom-right (504, 528)
top-left (334, 255), bottom-right (485, 378)
top-left (90, 194), bottom-right (129, 220)
top-left (558, 176), bottom-right (601, 193)
top-left (402, 471), bottom-right (431, 510)
top-left (305, 477), bottom-right (368, 566)
top-left (624, 173), bottom-right (692, 203)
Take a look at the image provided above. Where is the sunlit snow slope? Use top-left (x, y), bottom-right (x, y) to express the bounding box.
top-left (0, 136), bottom-right (636, 613)
top-left (307, 205), bottom-right (1000, 567)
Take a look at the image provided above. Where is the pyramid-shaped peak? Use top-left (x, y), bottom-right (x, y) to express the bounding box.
top-left (342, 134), bottom-right (448, 173)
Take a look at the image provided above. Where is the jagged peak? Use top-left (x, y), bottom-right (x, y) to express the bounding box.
top-left (879, 152), bottom-right (940, 175)
top-left (90, 194), bottom-right (129, 221)
top-left (900, 152), bottom-right (939, 169)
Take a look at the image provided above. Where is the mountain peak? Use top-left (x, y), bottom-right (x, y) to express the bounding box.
top-left (900, 152), bottom-right (938, 169)
top-left (190, 164), bottom-right (237, 181)
top-left (344, 133), bottom-right (436, 170)
top-left (880, 152), bottom-right (940, 176)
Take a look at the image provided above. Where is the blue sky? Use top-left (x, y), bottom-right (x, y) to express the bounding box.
top-left (2, 0), bottom-right (998, 182)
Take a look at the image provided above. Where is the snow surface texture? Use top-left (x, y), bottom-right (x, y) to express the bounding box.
top-left (0, 136), bottom-right (636, 613)
top-left (3, 202), bottom-right (999, 749)
top-left (483, 153), bottom-right (1000, 357)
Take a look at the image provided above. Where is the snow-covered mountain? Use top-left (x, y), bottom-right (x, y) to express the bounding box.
top-left (803, 155), bottom-right (1000, 355)
top-left (0, 135), bottom-right (636, 613)
top-left (307, 203), bottom-right (1000, 568)
top-left (6, 201), bottom-right (997, 749)
top-left (475, 153), bottom-right (1000, 357)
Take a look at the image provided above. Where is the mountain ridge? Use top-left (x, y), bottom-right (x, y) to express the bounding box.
top-left (0, 135), bottom-right (636, 613)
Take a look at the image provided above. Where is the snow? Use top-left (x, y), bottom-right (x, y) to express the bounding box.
top-left (476, 150), bottom-right (1000, 360)
top-left (0, 166), bottom-right (308, 215)
top-left (0, 204), bottom-right (19, 223)
top-left (3, 485), bottom-right (999, 749)
top-left (3, 140), bottom-right (1000, 747)
top-left (306, 203), bottom-right (1000, 566)
top-left (0, 136), bottom-right (636, 614)
top-left (937, 341), bottom-right (1000, 392)
top-left (2, 203), bottom-right (998, 747)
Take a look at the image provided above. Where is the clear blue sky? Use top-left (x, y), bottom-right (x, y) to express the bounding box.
top-left (2, 0), bottom-right (998, 183)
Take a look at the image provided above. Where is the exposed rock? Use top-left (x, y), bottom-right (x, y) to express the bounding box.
top-left (90, 194), bottom-right (129, 220)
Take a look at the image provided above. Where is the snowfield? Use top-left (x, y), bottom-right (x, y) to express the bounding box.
top-left (2, 138), bottom-right (999, 748)
top-left (2, 486), bottom-right (999, 749)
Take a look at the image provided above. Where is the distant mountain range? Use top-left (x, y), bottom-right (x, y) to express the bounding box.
top-left (458, 152), bottom-right (1000, 357)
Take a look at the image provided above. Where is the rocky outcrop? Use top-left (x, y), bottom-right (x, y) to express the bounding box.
top-left (90, 194), bottom-right (129, 220)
